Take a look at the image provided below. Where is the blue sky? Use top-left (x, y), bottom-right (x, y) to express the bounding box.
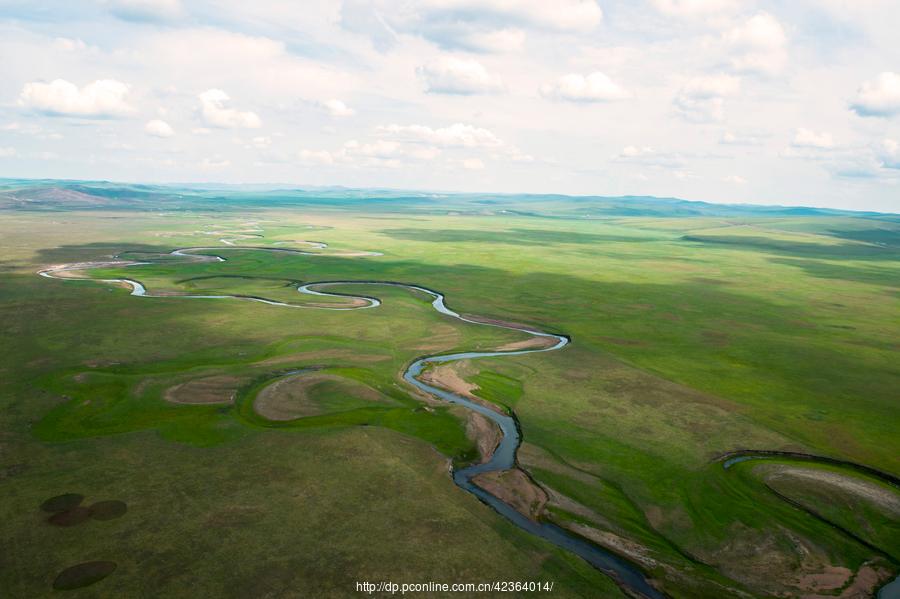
top-left (0, 0), bottom-right (899, 211)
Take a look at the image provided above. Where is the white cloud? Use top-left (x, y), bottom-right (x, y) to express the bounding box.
top-left (792, 128), bottom-right (835, 149)
top-left (673, 74), bottom-right (740, 122)
top-left (320, 99), bottom-right (355, 117)
top-left (104, 0), bottom-right (185, 22)
top-left (18, 79), bottom-right (134, 118)
top-left (724, 12), bottom-right (788, 75)
top-left (418, 57), bottom-right (504, 95)
top-left (377, 123), bottom-right (503, 148)
top-left (198, 89), bottom-right (261, 129)
top-left (879, 139), bottom-right (900, 169)
top-left (850, 72), bottom-right (900, 118)
top-left (145, 119), bottom-right (174, 138)
top-left (462, 158), bottom-right (485, 170)
top-left (0, 147), bottom-right (17, 158)
top-left (540, 72), bottom-right (630, 103)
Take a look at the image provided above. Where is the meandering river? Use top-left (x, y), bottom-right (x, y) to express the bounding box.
top-left (38, 243), bottom-right (664, 598)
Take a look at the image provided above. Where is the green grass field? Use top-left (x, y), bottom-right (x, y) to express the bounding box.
top-left (0, 191), bottom-right (898, 598)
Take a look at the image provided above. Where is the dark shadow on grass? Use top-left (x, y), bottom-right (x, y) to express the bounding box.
top-left (681, 234), bottom-right (900, 261)
top-left (771, 258), bottom-right (900, 288)
top-left (825, 227), bottom-right (900, 248)
top-left (32, 242), bottom-right (174, 264)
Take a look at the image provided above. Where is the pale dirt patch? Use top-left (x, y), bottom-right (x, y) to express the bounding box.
top-left (253, 373), bottom-right (383, 421)
top-left (496, 336), bottom-right (557, 351)
top-left (566, 522), bottom-right (658, 569)
top-left (304, 297), bottom-right (370, 308)
top-left (794, 566), bottom-right (852, 593)
top-left (801, 565), bottom-right (891, 599)
top-left (420, 364), bottom-right (478, 399)
top-left (471, 468), bottom-right (547, 520)
top-left (543, 486), bottom-right (616, 530)
top-left (763, 466), bottom-right (900, 516)
top-left (164, 375), bottom-right (244, 405)
top-left (465, 411), bottom-right (501, 463)
top-left (418, 363), bottom-right (507, 415)
top-left (40, 260), bottom-right (138, 279)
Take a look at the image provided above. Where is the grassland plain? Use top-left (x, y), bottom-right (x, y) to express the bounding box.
top-left (0, 202), bottom-right (898, 598)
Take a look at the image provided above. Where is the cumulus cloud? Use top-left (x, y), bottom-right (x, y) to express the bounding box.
top-left (724, 12), bottom-right (788, 75)
top-left (18, 79), bottom-right (134, 117)
top-left (850, 72), bottom-right (900, 118)
top-left (418, 57), bottom-right (504, 95)
top-left (792, 128), bottom-right (835, 149)
top-left (673, 75), bottom-right (740, 122)
top-left (461, 158), bottom-right (485, 170)
top-left (103, 0), bottom-right (185, 22)
top-left (540, 72), bottom-right (630, 102)
top-left (198, 89), bottom-right (261, 129)
top-left (145, 119), bottom-right (174, 138)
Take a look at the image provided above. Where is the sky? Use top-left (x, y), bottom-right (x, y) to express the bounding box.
top-left (0, 0), bottom-right (899, 212)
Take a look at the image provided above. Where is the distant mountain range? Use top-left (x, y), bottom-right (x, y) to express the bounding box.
top-left (1, 177), bottom-right (897, 219)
